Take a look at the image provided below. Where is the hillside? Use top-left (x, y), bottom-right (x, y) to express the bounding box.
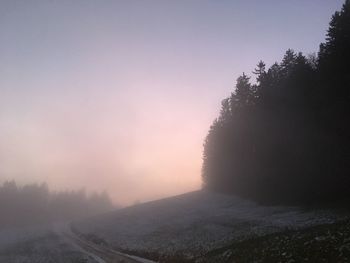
top-left (72, 190), bottom-right (349, 262)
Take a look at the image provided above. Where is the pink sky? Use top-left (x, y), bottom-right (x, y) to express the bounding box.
top-left (0, 0), bottom-right (343, 204)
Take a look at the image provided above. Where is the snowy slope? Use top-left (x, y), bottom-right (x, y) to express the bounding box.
top-left (73, 190), bottom-right (347, 259)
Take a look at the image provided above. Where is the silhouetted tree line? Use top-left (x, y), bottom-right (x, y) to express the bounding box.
top-left (0, 180), bottom-right (114, 229)
top-left (202, 1), bottom-right (350, 205)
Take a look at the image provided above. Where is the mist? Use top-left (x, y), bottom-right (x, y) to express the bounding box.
top-left (0, 1), bottom-right (349, 262)
top-left (0, 0), bottom-right (343, 206)
top-left (0, 181), bottom-right (114, 229)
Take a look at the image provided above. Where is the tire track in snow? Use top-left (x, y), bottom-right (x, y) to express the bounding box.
top-left (55, 223), bottom-right (155, 263)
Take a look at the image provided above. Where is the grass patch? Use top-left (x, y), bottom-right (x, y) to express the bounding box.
top-left (198, 219), bottom-right (350, 262)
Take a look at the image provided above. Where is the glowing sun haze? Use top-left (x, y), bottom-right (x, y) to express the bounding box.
top-left (0, 0), bottom-right (343, 205)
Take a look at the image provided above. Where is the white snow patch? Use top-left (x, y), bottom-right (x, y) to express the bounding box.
top-left (0, 224), bottom-right (52, 248)
top-left (74, 190), bottom-right (347, 258)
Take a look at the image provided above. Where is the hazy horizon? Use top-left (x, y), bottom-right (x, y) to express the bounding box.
top-left (0, 0), bottom-right (343, 205)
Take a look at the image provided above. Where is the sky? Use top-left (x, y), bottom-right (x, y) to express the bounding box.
top-left (0, 0), bottom-right (344, 205)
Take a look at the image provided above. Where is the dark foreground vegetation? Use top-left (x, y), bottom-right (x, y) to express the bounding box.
top-left (72, 218), bottom-right (350, 263)
top-left (0, 180), bottom-right (114, 229)
top-left (202, 0), bottom-right (350, 205)
top-left (200, 219), bottom-right (350, 263)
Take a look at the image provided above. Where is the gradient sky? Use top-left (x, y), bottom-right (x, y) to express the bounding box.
top-left (0, 0), bottom-right (344, 205)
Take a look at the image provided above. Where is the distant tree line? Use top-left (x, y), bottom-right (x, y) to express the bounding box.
top-left (0, 180), bottom-right (114, 229)
top-left (202, 1), bottom-right (350, 205)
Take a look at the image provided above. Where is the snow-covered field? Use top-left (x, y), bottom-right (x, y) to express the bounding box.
top-left (0, 224), bottom-right (101, 263)
top-left (73, 190), bottom-right (349, 260)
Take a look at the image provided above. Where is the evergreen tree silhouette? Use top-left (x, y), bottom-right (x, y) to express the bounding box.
top-left (202, 1), bottom-right (350, 205)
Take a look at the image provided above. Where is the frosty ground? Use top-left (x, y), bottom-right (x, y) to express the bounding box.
top-left (0, 190), bottom-right (348, 262)
top-left (0, 223), bottom-right (153, 263)
top-left (0, 224), bottom-right (100, 263)
top-left (73, 190), bottom-right (350, 262)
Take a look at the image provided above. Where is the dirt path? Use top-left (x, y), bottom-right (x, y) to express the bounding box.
top-left (56, 224), bottom-right (155, 263)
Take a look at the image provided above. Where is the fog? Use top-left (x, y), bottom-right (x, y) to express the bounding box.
top-left (0, 1), bottom-right (343, 206)
top-left (0, 181), bottom-right (114, 229)
top-left (0, 1), bottom-right (349, 262)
